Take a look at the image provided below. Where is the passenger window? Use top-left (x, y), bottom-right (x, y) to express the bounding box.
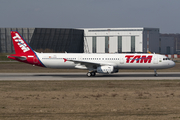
top-left (163, 58), bottom-right (170, 60)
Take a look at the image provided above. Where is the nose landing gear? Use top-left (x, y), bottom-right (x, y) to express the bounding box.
top-left (154, 69), bottom-right (158, 77)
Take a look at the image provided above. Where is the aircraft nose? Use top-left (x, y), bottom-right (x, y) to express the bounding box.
top-left (169, 61), bottom-right (175, 67)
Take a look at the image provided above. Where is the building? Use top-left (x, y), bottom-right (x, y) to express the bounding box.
top-left (0, 28), bottom-right (84, 53)
top-left (0, 28), bottom-right (34, 53)
top-left (159, 36), bottom-right (174, 54)
top-left (30, 28), bottom-right (84, 53)
top-left (0, 27), bottom-right (177, 55)
top-left (160, 34), bottom-right (180, 54)
top-left (83, 28), bottom-right (160, 53)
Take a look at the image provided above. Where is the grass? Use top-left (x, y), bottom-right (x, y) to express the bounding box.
top-left (0, 80), bottom-right (180, 120)
top-left (0, 53), bottom-right (12, 61)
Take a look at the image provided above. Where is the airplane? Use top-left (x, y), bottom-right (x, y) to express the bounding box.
top-left (8, 31), bottom-right (175, 77)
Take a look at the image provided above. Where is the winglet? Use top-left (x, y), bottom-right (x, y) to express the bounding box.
top-left (63, 58), bottom-right (67, 62)
top-left (147, 51), bottom-right (152, 54)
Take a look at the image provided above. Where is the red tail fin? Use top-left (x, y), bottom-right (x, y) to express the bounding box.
top-left (9, 31), bottom-right (45, 67)
top-left (11, 31), bottom-right (34, 55)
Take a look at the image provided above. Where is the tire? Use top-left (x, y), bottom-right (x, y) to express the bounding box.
top-left (93, 72), bottom-right (96, 76)
top-left (87, 72), bottom-right (91, 77)
top-left (155, 74), bottom-right (158, 77)
top-left (91, 72), bottom-right (95, 76)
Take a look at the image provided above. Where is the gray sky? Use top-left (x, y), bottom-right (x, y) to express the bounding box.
top-left (0, 0), bottom-right (180, 33)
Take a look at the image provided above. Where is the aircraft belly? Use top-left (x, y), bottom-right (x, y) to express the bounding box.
top-left (118, 62), bottom-right (172, 69)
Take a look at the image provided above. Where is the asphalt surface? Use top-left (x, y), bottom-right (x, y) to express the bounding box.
top-left (0, 72), bottom-right (180, 80)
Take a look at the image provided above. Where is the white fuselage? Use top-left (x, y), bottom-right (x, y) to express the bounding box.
top-left (36, 53), bottom-right (175, 70)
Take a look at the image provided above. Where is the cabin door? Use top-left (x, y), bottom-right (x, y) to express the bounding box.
top-left (153, 55), bottom-right (158, 64)
top-left (120, 57), bottom-right (124, 64)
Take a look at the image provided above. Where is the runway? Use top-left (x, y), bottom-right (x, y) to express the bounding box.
top-left (0, 72), bottom-right (180, 80)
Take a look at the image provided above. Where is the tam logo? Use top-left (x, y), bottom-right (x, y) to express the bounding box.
top-left (13, 33), bottom-right (30, 52)
top-left (125, 55), bottom-right (153, 63)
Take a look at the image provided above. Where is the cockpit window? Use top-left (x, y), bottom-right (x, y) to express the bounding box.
top-left (163, 58), bottom-right (170, 60)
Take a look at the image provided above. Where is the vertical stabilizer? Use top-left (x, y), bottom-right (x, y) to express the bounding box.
top-left (8, 31), bottom-right (45, 67)
top-left (11, 31), bottom-right (34, 55)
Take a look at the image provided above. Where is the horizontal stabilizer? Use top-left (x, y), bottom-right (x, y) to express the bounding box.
top-left (7, 55), bottom-right (27, 61)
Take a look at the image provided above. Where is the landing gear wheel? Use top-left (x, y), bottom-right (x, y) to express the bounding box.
top-left (87, 72), bottom-right (96, 77)
top-left (91, 72), bottom-right (96, 76)
top-left (154, 74), bottom-right (158, 77)
top-left (87, 72), bottom-right (91, 77)
top-left (94, 72), bottom-right (96, 76)
top-left (154, 69), bottom-right (158, 77)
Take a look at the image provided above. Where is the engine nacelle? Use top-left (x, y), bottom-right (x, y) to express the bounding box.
top-left (97, 66), bottom-right (115, 74)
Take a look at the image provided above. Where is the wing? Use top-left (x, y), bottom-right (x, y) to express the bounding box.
top-left (63, 58), bottom-right (116, 70)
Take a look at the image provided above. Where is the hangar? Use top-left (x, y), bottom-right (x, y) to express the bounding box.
top-left (83, 28), bottom-right (160, 53)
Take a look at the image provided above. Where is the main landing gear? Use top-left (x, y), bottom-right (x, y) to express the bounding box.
top-left (154, 69), bottom-right (158, 77)
top-left (87, 72), bottom-right (96, 77)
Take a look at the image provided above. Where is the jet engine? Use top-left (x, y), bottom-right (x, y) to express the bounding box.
top-left (97, 66), bottom-right (118, 74)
